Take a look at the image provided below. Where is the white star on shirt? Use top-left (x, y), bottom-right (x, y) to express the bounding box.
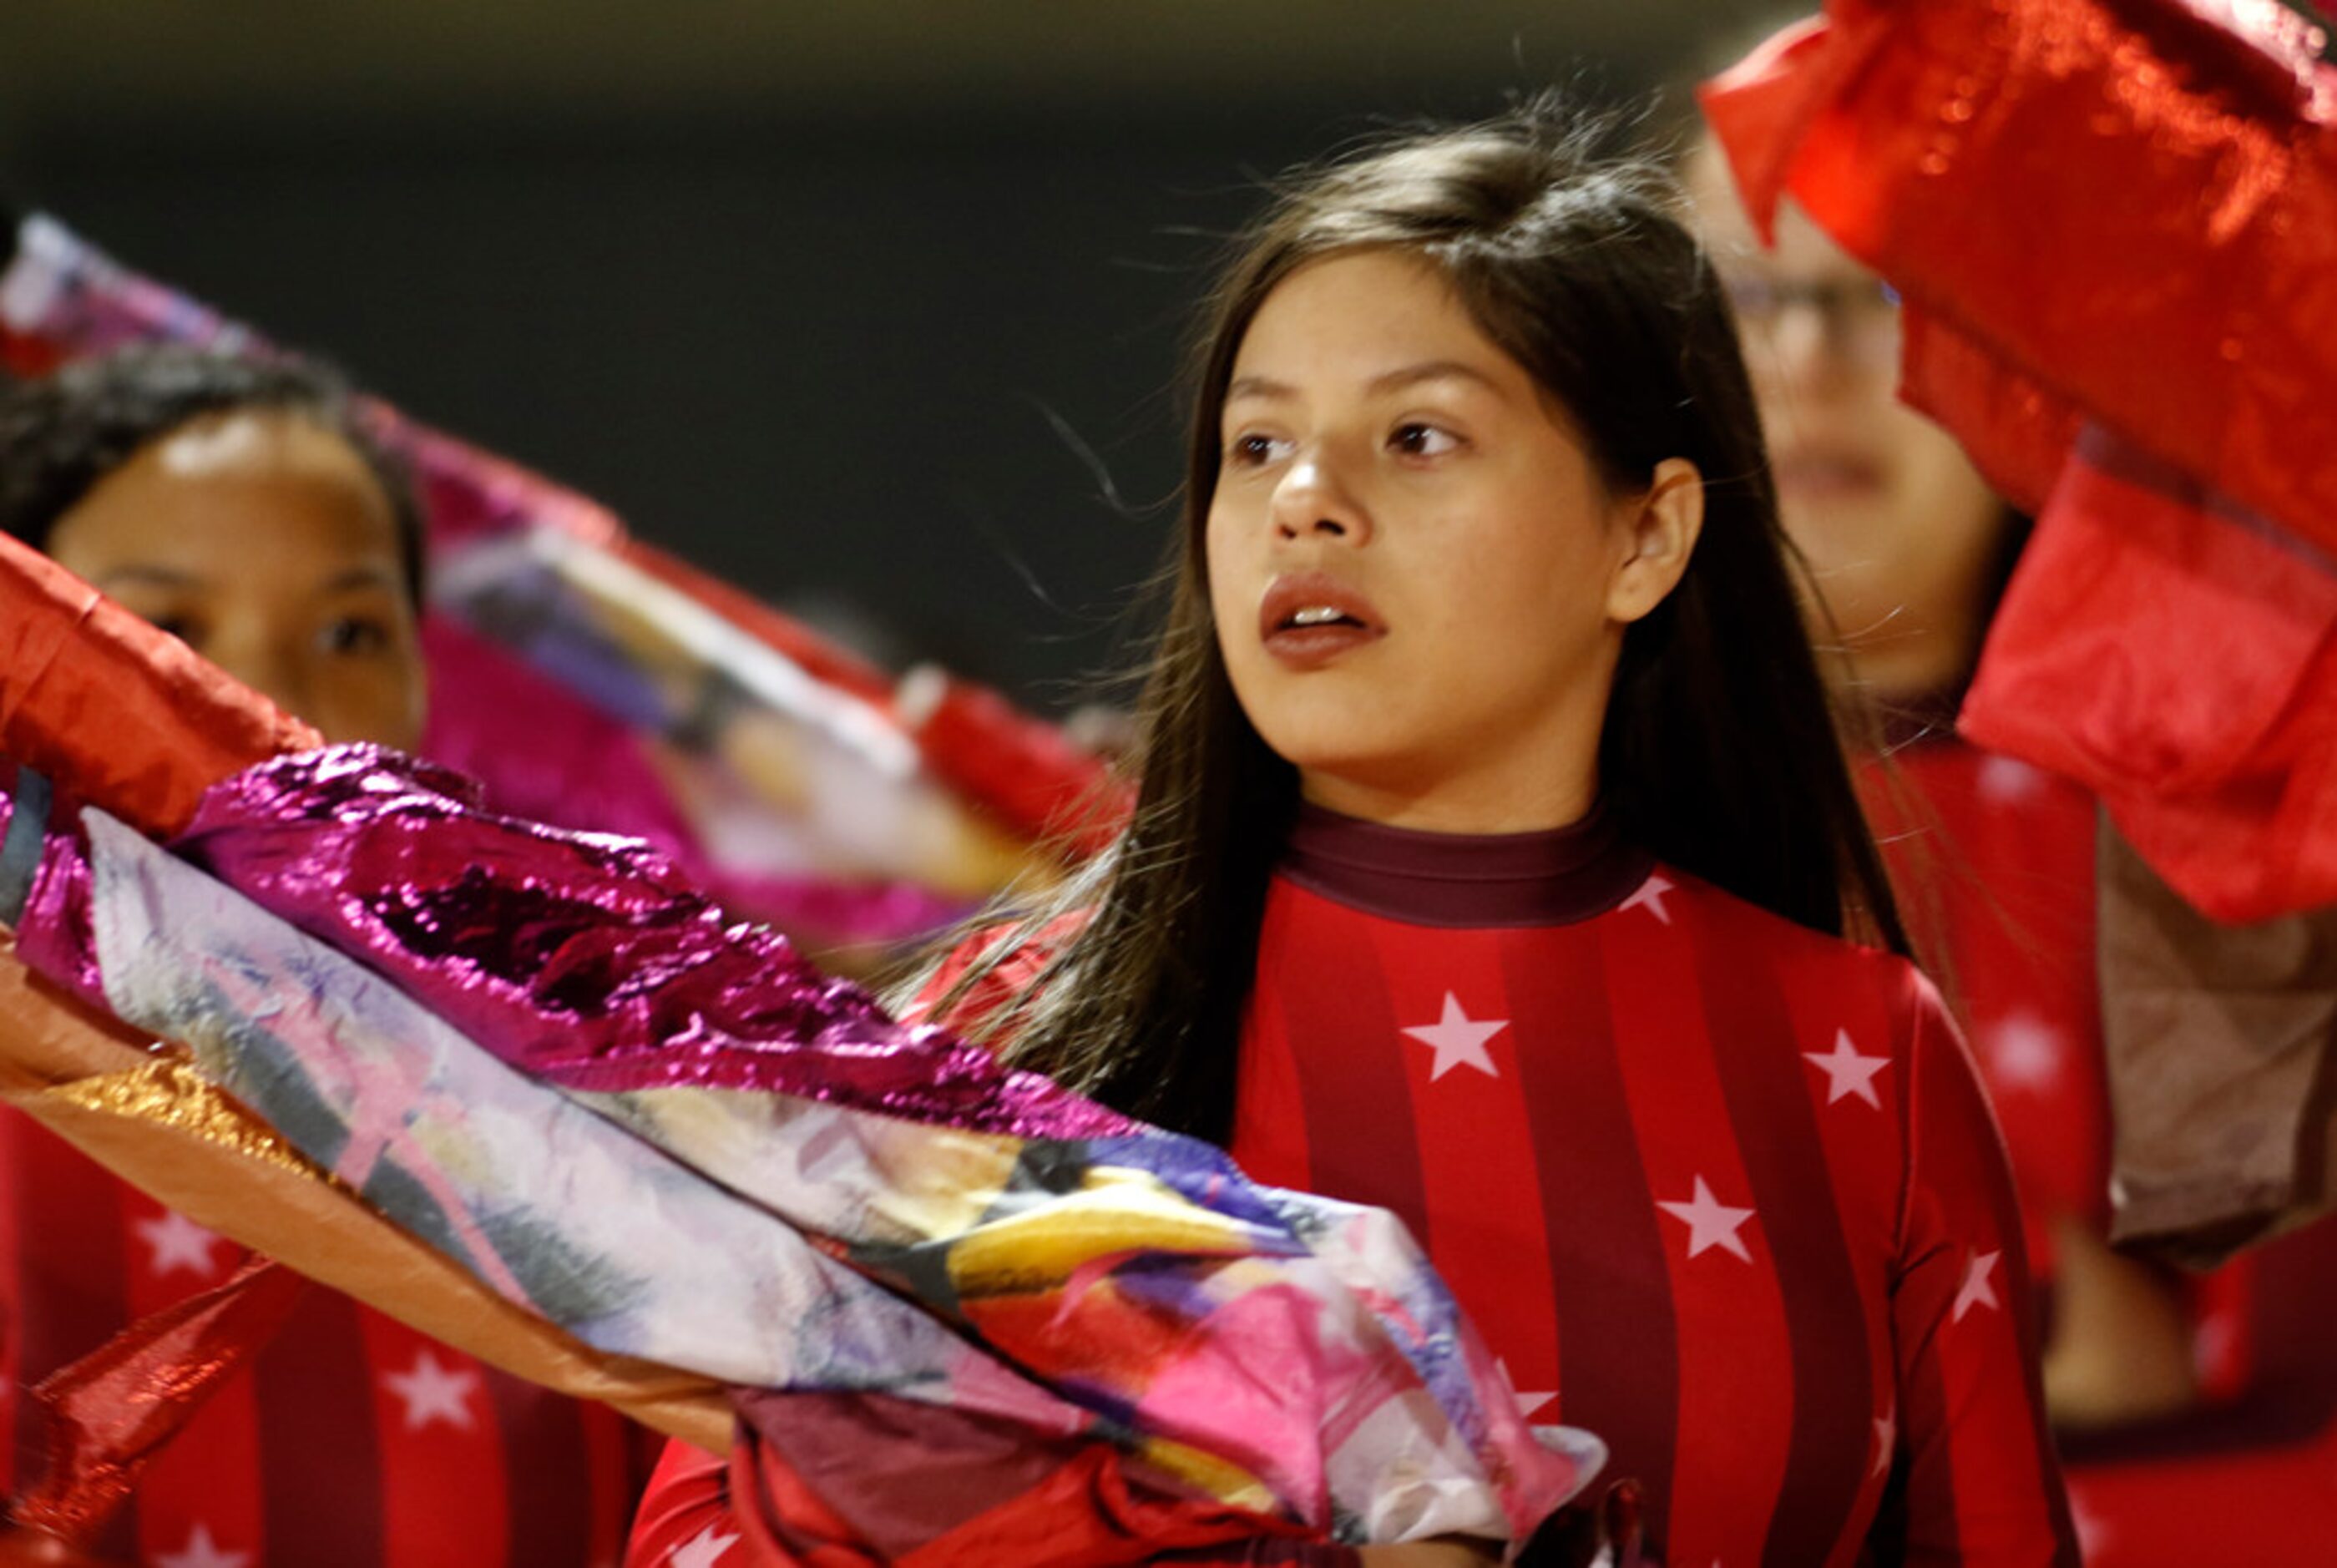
top-left (154, 1522), bottom-right (252, 1568)
top-left (670, 1524), bottom-right (741, 1568)
top-left (1976, 755), bottom-right (2046, 806)
top-left (1803, 1029), bottom-right (1890, 1109)
top-left (1952, 1249), bottom-right (2002, 1323)
top-left (1620, 873), bottom-right (1675, 925)
top-left (1980, 1011), bottom-right (2066, 1095)
top-left (382, 1348), bottom-right (480, 1432)
top-left (1871, 1404), bottom-right (1896, 1477)
top-left (1656, 1176), bottom-right (1757, 1262)
top-left (135, 1210), bottom-right (223, 1279)
top-left (1401, 993), bottom-right (1507, 1082)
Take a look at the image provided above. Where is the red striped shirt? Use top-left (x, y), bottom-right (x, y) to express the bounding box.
top-left (632, 806), bottom-right (2076, 1565)
top-left (2, 1110), bottom-right (643, 1568)
top-left (1226, 804), bottom-right (2073, 1565)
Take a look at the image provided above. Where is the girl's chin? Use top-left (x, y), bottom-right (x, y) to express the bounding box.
top-left (1258, 727), bottom-right (1411, 778)
top-left (1285, 752), bottom-right (1433, 807)
top-left (1244, 694), bottom-right (1449, 796)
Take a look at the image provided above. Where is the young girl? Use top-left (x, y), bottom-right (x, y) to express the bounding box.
top-left (0, 347), bottom-right (645, 1568)
top-left (630, 103), bottom-right (2076, 1567)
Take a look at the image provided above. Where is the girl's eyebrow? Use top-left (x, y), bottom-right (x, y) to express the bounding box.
top-left (1367, 360), bottom-right (1505, 397)
top-left (1225, 373), bottom-right (1297, 403)
top-left (95, 564), bottom-right (404, 595)
top-left (1224, 360), bottom-right (1505, 406)
top-left (94, 564), bottom-right (202, 591)
top-left (319, 565), bottom-right (403, 595)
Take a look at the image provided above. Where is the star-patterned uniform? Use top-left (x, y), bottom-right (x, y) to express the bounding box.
top-left (1875, 735), bottom-right (2337, 1565)
top-left (629, 802), bottom-right (2075, 1566)
top-left (1221, 804), bottom-right (2072, 1566)
top-left (1, 1112), bottom-right (647, 1566)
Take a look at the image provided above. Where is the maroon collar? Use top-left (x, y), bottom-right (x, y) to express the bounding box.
top-left (1277, 799), bottom-right (1656, 929)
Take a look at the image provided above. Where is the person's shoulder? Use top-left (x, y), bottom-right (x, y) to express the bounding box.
top-left (1659, 867), bottom-right (1933, 1006)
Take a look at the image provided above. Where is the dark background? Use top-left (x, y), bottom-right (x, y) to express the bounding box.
top-left (0, 1), bottom-right (1774, 709)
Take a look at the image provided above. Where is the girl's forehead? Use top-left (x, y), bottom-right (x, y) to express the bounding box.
top-left (53, 414), bottom-right (403, 588)
top-left (149, 408), bottom-right (359, 483)
top-left (1232, 252), bottom-right (1510, 386)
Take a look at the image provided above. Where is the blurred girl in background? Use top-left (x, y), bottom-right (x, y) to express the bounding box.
top-left (0, 348), bottom-right (644, 1568)
top-left (1687, 123), bottom-right (2337, 1567)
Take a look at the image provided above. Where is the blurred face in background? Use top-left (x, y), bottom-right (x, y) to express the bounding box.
top-left (46, 408), bottom-right (427, 748)
top-left (1687, 143), bottom-right (2006, 702)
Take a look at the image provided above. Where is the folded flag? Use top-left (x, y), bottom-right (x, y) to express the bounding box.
top-left (0, 530), bottom-right (1595, 1561)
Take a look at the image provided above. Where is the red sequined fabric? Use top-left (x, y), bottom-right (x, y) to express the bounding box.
top-left (1703, 0), bottom-right (2337, 922)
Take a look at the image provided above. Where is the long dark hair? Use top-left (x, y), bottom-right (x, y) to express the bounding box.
top-left (921, 99), bottom-right (1909, 1144)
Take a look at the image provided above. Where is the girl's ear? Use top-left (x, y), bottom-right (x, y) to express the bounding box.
top-left (1606, 458), bottom-right (1704, 625)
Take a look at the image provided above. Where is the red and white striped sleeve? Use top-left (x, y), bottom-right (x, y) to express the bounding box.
top-left (1882, 974), bottom-right (2079, 1565)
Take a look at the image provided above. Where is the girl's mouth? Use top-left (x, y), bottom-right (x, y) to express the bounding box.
top-left (1259, 574), bottom-right (1386, 669)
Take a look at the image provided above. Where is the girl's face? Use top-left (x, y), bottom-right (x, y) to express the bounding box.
top-left (1687, 145), bottom-right (2004, 699)
top-left (48, 409), bottom-right (427, 750)
top-left (1206, 249), bottom-right (1699, 832)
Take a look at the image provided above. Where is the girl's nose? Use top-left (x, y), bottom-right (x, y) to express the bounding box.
top-left (1270, 454), bottom-right (1368, 544)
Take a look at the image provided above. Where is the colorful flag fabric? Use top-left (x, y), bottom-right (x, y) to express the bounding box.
top-left (0, 532), bottom-right (1596, 1561)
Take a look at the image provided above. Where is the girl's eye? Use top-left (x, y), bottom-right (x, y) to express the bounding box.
top-left (1389, 422), bottom-right (1460, 458)
top-left (318, 616), bottom-right (392, 655)
top-left (1227, 432), bottom-right (1292, 468)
